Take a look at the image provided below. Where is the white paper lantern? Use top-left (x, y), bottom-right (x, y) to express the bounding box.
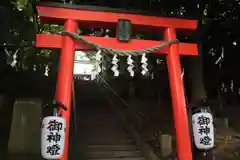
top-left (192, 112), bottom-right (214, 150)
top-left (41, 116), bottom-right (66, 159)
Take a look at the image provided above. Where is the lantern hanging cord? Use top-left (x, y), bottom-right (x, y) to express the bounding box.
top-left (60, 31), bottom-right (179, 56)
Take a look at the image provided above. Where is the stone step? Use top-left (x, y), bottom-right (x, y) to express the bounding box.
top-left (82, 135), bottom-right (132, 141)
top-left (5, 154), bottom-right (42, 160)
top-left (72, 104), bottom-right (144, 160)
top-left (86, 145), bottom-right (138, 151)
top-left (87, 157), bottom-right (145, 160)
top-left (86, 150), bottom-right (142, 158)
top-left (79, 131), bottom-right (130, 139)
top-left (83, 139), bottom-right (135, 145)
top-left (79, 117), bottom-right (119, 122)
top-left (80, 126), bottom-right (126, 131)
top-left (80, 121), bottom-right (122, 126)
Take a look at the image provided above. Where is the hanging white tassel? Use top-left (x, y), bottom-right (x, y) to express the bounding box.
top-left (111, 54), bottom-right (119, 77)
top-left (11, 51), bottom-right (18, 67)
top-left (91, 50), bottom-right (102, 80)
top-left (5, 48), bottom-right (19, 67)
top-left (141, 53), bottom-right (148, 75)
top-left (95, 50), bottom-right (102, 74)
top-left (150, 72), bottom-right (154, 80)
top-left (44, 64), bottom-right (50, 76)
top-left (215, 47), bottom-right (224, 66)
top-left (181, 68), bottom-right (184, 81)
top-left (33, 64), bottom-right (37, 71)
top-left (230, 79), bottom-right (234, 92)
top-left (127, 55), bottom-right (134, 77)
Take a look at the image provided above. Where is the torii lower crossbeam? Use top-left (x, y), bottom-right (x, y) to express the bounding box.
top-left (36, 3), bottom-right (198, 160)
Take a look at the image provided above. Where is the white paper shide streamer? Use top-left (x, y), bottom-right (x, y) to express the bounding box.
top-left (95, 50), bottom-right (102, 74)
top-left (44, 64), bottom-right (50, 76)
top-left (41, 116), bottom-right (66, 159)
top-left (141, 53), bottom-right (148, 75)
top-left (91, 50), bottom-right (102, 80)
top-left (4, 48), bottom-right (18, 67)
top-left (12, 52), bottom-right (18, 67)
top-left (127, 55), bottom-right (134, 77)
top-left (111, 54), bottom-right (119, 77)
top-left (181, 68), bottom-right (184, 81)
top-left (192, 112), bottom-right (214, 150)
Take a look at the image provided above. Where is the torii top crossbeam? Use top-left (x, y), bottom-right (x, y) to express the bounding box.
top-left (36, 3), bottom-right (198, 55)
top-left (36, 2), bottom-right (198, 160)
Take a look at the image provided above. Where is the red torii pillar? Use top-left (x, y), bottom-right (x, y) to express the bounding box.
top-left (36, 4), bottom-right (198, 160)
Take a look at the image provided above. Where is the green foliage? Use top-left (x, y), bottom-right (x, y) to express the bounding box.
top-left (40, 24), bottom-right (65, 34)
top-left (10, 0), bottom-right (29, 11)
top-left (1, 0), bottom-right (60, 72)
top-left (37, 24), bottom-right (65, 62)
top-left (10, 0), bottom-right (39, 11)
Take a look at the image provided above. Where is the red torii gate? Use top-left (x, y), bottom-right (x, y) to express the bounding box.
top-left (36, 3), bottom-right (198, 160)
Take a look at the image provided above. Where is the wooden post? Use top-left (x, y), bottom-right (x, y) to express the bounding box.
top-left (56, 19), bottom-right (78, 160)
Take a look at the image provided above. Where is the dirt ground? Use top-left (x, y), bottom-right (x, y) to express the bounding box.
top-left (213, 106), bottom-right (240, 159)
top-left (128, 100), bottom-right (240, 159)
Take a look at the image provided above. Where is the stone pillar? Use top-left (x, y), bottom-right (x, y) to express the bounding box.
top-left (159, 134), bottom-right (173, 158)
top-left (8, 99), bottom-right (42, 154)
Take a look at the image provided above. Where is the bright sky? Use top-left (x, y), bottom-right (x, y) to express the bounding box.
top-left (73, 51), bottom-right (95, 76)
